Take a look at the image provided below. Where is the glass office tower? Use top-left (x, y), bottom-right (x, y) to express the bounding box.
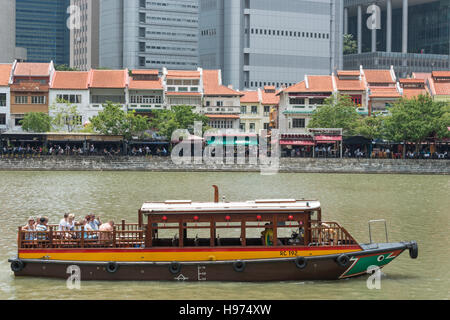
top-left (16, 0), bottom-right (71, 65)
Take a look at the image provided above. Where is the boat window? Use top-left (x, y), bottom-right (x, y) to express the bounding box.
top-left (214, 222), bottom-right (242, 247)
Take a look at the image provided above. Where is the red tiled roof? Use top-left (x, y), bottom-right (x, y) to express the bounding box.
top-left (432, 71), bottom-right (450, 78)
top-left (283, 76), bottom-right (334, 93)
top-left (334, 76), bottom-right (365, 91)
top-left (131, 69), bottom-right (159, 75)
top-left (51, 71), bottom-right (89, 90)
top-left (240, 91), bottom-right (259, 103)
top-left (370, 87), bottom-right (400, 98)
top-left (129, 79), bottom-right (163, 90)
top-left (0, 64), bottom-right (12, 86)
top-left (89, 69), bottom-right (128, 88)
top-left (166, 70), bottom-right (201, 79)
top-left (399, 78), bottom-right (425, 84)
top-left (14, 63), bottom-right (51, 77)
top-left (412, 72), bottom-right (431, 80)
top-left (402, 88), bottom-right (429, 99)
top-left (337, 70), bottom-right (360, 77)
top-left (433, 82), bottom-right (450, 95)
top-left (261, 90), bottom-right (279, 105)
top-left (203, 70), bottom-right (242, 96)
top-left (364, 69), bottom-right (395, 84)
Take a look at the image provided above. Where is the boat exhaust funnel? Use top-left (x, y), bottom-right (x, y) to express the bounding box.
top-left (212, 185), bottom-right (219, 203)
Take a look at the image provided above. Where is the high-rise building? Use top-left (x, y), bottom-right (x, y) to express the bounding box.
top-left (199, 0), bottom-right (344, 90)
top-left (99, 0), bottom-right (199, 71)
top-left (70, 0), bottom-right (100, 70)
top-left (343, 0), bottom-right (450, 77)
top-left (16, 0), bottom-right (71, 65)
top-left (0, 0), bottom-right (26, 63)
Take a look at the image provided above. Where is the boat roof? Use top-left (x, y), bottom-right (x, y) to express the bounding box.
top-left (141, 199), bottom-right (321, 214)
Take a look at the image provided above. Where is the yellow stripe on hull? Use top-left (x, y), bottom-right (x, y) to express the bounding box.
top-left (19, 248), bottom-right (361, 262)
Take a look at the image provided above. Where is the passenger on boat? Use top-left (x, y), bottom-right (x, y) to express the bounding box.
top-left (261, 224), bottom-right (283, 246)
top-left (89, 214), bottom-right (101, 231)
top-left (81, 219), bottom-right (96, 239)
top-left (35, 217), bottom-right (48, 240)
top-left (58, 213), bottom-right (69, 231)
top-left (22, 217), bottom-right (36, 240)
top-left (99, 221), bottom-right (115, 241)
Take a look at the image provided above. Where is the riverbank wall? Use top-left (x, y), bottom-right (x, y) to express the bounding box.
top-left (0, 156), bottom-right (448, 174)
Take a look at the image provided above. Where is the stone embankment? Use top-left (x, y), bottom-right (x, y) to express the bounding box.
top-left (0, 156), bottom-right (448, 174)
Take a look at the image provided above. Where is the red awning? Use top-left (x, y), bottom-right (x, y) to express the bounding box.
top-left (280, 140), bottom-right (315, 146)
top-left (314, 135), bottom-right (342, 142)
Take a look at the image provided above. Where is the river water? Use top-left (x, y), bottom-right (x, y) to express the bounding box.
top-left (0, 171), bottom-right (448, 300)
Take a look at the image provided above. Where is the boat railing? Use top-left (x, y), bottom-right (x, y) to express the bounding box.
top-left (309, 221), bottom-right (358, 246)
top-left (18, 227), bottom-right (145, 249)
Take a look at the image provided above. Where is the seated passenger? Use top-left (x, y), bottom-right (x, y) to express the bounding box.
top-left (35, 217), bottom-right (48, 241)
top-left (81, 219), bottom-right (96, 239)
top-left (58, 213), bottom-right (69, 231)
top-left (22, 217), bottom-right (36, 240)
top-left (89, 214), bottom-right (101, 231)
top-left (99, 221), bottom-right (115, 241)
top-left (261, 224), bottom-right (274, 246)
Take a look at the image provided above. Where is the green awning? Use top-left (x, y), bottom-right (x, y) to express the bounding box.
top-left (207, 138), bottom-right (258, 146)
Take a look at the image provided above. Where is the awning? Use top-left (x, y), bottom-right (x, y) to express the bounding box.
top-left (207, 137), bottom-right (258, 146)
top-left (280, 140), bottom-right (315, 146)
top-left (314, 135), bottom-right (342, 142)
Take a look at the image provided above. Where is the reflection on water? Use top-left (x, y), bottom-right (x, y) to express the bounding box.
top-left (0, 171), bottom-right (448, 300)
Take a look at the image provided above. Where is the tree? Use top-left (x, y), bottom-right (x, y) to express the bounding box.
top-left (354, 113), bottom-right (384, 140)
top-left (20, 112), bottom-right (52, 133)
top-left (383, 95), bottom-right (447, 154)
top-left (50, 99), bottom-right (82, 132)
top-left (308, 94), bottom-right (360, 135)
top-left (149, 105), bottom-right (210, 140)
top-left (343, 34), bottom-right (357, 55)
top-left (89, 102), bottom-right (150, 140)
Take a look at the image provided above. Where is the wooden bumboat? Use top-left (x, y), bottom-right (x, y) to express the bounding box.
top-left (9, 187), bottom-right (418, 282)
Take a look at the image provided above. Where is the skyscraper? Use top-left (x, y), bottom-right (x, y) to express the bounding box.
top-left (70, 0), bottom-right (100, 70)
top-left (343, 0), bottom-right (450, 77)
top-left (16, 0), bottom-right (71, 65)
top-left (99, 0), bottom-right (199, 70)
top-left (199, 0), bottom-right (344, 90)
top-left (0, 0), bottom-right (26, 63)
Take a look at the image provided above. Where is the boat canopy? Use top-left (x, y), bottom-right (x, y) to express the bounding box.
top-left (140, 200), bottom-right (321, 215)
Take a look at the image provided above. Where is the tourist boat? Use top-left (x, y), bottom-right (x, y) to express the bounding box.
top-left (9, 186), bottom-right (418, 282)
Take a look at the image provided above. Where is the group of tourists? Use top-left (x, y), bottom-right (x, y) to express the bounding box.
top-left (21, 213), bottom-right (115, 241)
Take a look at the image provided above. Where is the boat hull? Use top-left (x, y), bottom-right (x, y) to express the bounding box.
top-left (9, 242), bottom-right (417, 282)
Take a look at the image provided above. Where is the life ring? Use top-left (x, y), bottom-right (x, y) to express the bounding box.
top-left (169, 262), bottom-right (181, 274)
top-left (295, 256), bottom-right (307, 269)
top-left (336, 254), bottom-right (350, 267)
top-left (10, 259), bottom-right (25, 272)
top-left (408, 241), bottom-right (418, 259)
top-left (106, 262), bottom-right (119, 273)
top-left (233, 260), bottom-right (246, 272)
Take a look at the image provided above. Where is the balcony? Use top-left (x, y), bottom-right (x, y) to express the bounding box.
top-left (203, 106), bottom-right (241, 115)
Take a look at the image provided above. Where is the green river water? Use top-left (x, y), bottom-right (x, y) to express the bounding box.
top-left (0, 171), bottom-right (448, 300)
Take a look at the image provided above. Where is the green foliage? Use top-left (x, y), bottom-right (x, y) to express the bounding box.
top-left (20, 112), bottom-right (52, 133)
top-left (343, 34), bottom-right (357, 55)
top-left (149, 105), bottom-right (210, 139)
top-left (383, 95), bottom-right (448, 146)
top-left (50, 99), bottom-right (82, 132)
top-left (354, 113), bottom-right (385, 140)
top-left (55, 64), bottom-right (79, 71)
top-left (89, 102), bottom-right (150, 140)
top-left (308, 94), bottom-right (360, 135)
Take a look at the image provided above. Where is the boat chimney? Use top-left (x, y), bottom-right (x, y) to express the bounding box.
top-left (212, 185), bottom-right (219, 203)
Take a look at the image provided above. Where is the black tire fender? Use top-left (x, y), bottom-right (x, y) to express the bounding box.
top-left (169, 262), bottom-right (181, 274)
top-left (295, 256), bottom-right (308, 269)
top-left (336, 254), bottom-right (350, 267)
top-left (11, 259), bottom-right (25, 272)
top-left (408, 241), bottom-right (418, 259)
top-left (106, 262), bottom-right (119, 273)
top-left (233, 260), bottom-right (246, 272)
